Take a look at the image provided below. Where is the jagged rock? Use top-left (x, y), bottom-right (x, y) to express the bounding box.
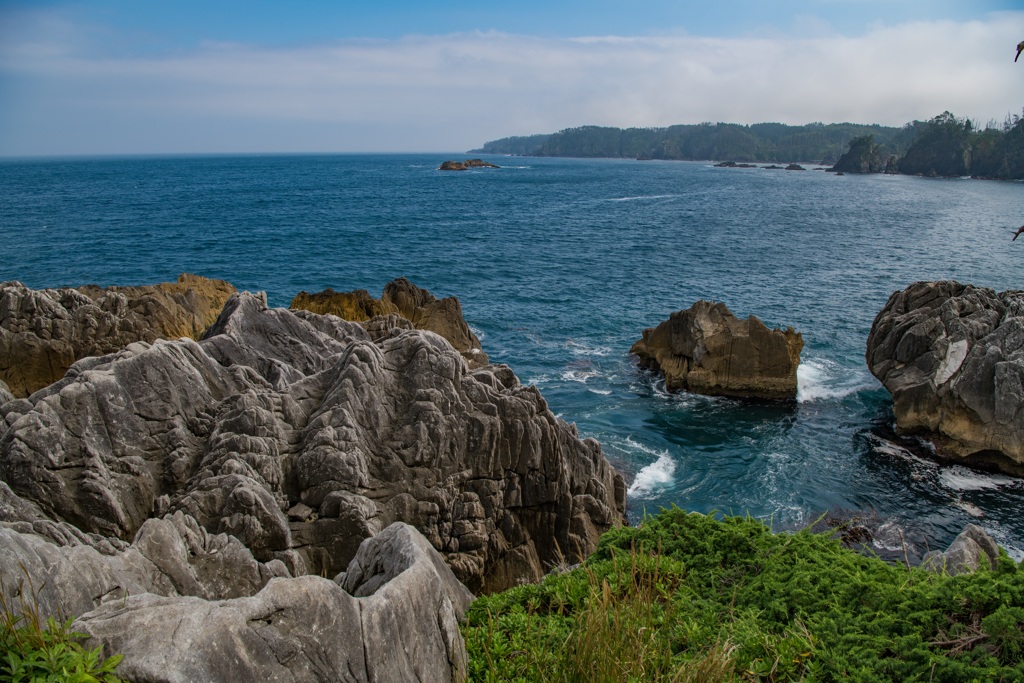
top-left (631, 300), bottom-right (803, 400)
top-left (785, 164), bottom-right (806, 171)
top-left (74, 523), bottom-right (470, 683)
top-left (0, 508), bottom-right (289, 622)
top-left (0, 290), bottom-right (624, 593)
top-left (0, 379), bottom-right (11, 406)
top-left (920, 524), bottom-right (1001, 575)
top-left (0, 274), bottom-right (235, 397)
top-left (290, 278), bottom-right (489, 368)
top-left (866, 281), bottom-right (1024, 472)
top-left (438, 159), bottom-right (499, 171)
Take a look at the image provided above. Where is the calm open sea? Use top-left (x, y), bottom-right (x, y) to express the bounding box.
top-left (2, 153), bottom-right (1022, 558)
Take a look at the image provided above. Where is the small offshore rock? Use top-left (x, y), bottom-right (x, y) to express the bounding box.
top-left (631, 300), bottom-right (803, 400)
top-left (439, 159), bottom-right (500, 171)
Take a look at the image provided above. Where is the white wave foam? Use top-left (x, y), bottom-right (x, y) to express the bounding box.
top-left (588, 388), bottom-right (612, 396)
top-left (526, 374), bottom-right (551, 385)
top-left (561, 369), bottom-right (599, 383)
top-left (469, 325), bottom-right (486, 340)
top-left (627, 445), bottom-right (676, 498)
top-left (565, 339), bottom-right (612, 357)
top-left (797, 358), bottom-right (873, 403)
top-left (939, 466), bottom-right (1019, 491)
top-left (607, 194), bottom-right (679, 202)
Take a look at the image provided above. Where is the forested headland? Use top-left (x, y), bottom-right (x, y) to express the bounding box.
top-left (472, 111), bottom-right (1024, 179)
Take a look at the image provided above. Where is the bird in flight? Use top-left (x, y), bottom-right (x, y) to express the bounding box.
top-left (1014, 225), bottom-right (1024, 241)
top-left (1017, 40), bottom-right (1024, 62)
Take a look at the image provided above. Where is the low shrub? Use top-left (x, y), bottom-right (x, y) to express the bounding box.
top-left (465, 508), bottom-right (1024, 682)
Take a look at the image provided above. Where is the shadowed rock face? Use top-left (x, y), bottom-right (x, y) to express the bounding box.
top-left (631, 301), bottom-right (803, 400)
top-left (867, 281), bottom-right (1024, 473)
top-left (0, 274), bottom-right (235, 397)
top-left (1, 291), bottom-right (624, 593)
top-left (291, 278), bottom-right (489, 368)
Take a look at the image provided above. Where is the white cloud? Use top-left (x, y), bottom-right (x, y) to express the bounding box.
top-left (1, 13), bottom-right (1022, 154)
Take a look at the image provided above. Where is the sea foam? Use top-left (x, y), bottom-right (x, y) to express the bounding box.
top-left (797, 358), bottom-right (874, 403)
top-left (626, 440), bottom-right (676, 498)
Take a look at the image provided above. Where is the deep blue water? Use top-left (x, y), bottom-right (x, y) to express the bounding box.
top-left (2, 153), bottom-right (1023, 559)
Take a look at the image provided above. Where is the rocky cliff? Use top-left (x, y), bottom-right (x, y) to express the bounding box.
top-left (631, 301), bottom-right (803, 400)
top-left (290, 278), bottom-right (489, 368)
top-left (867, 281), bottom-right (1024, 473)
top-left (0, 274), bottom-right (235, 397)
top-left (1, 287), bottom-right (624, 592)
top-left (0, 280), bottom-right (626, 680)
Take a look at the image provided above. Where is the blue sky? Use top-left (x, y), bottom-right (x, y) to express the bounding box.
top-left (1, 1), bottom-right (1023, 155)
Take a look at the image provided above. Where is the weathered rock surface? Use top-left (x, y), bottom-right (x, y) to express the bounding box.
top-left (71, 523), bottom-right (470, 683)
top-left (866, 281), bottom-right (1024, 472)
top-left (920, 524), bottom-right (1001, 576)
top-left (631, 300), bottom-right (803, 400)
top-left (438, 159), bottom-right (499, 171)
top-left (1, 290), bottom-right (623, 593)
top-left (290, 278), bottom-right (489, 368)
top-left (0, 274), bottom-right (235, 397)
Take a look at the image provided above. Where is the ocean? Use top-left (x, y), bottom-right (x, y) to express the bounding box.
top-left (2, 153), bottom-right (1022, 559)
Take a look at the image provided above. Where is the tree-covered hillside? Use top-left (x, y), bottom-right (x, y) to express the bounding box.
top-left (471, 122), bottom-right (906, 164)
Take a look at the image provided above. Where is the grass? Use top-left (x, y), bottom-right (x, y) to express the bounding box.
top-left (1, 575), bottom-right (123, 683)
top-left (464, 508), bottom-right (1024, 682)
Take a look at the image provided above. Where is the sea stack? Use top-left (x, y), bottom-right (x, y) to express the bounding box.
top-left (630, 300), bottom-right (803, 400)
top-left (866, 281), bottom-right (1024, 474)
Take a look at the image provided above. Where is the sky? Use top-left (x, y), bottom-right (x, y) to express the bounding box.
top-left (1, 1), bottom-right (1023, 156)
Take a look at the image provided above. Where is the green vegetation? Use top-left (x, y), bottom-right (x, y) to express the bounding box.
top-left (473, 111), bottom-right (1024, 178)
top-left (472, 122), bottom-right (906, 164)
top-left (465, 508), bottom-right (1024, 682)
top-left (1, 588), bottom-right (123, 683)
top-left (897, 111), bottom-right (1024, 178)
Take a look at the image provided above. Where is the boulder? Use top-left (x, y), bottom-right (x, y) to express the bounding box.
top-left (72, 523), bottom-right (470, 683)
top-left (1, 290), bottom-right (624, 593)
top-left (290, 278), bottom-right (489, 368)
top-left (920, 524), bottom-right (1001, 575)
top-left (631, 301), bottom-right (803, 400)
top-left (866, 281), bottom-right (1024, 472)
top-left (0, 274), bottom-right (235, 397)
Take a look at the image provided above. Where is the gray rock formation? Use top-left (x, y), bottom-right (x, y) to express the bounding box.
top-left (631, 300), bottom-right (803, 400)
top-left (72, 523), bottom-right (471, 683)
top-left (0, 274), bottom-right (236, 397)
top-left (920, 524), bottom-right (1001, 575)
top-left (290, 278), bottom-right (489, 368)
top-left (867, 281), bottom-right (1024, 473)
top-left (1, 290), bottom-right (624, 593)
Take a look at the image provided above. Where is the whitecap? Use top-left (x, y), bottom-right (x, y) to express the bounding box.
top-left (526, 374), bottom-right (551, 385)
top-left (470, 325), bottom-right (486, 340)
top-left (607, 194), bottom-right (679, 202)
top-left (627, 446), bottom-right (676, 498)
top-left (588, 388), bottom-right (613, 396)
top-left (939, 466), bottom-right (1019, 491)
top-left (561, 369), bottom-right (599, 383)
top-left (565, 339), bottom-right (613, 357)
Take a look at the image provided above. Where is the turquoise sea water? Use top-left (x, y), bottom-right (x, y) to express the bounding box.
top-left (2, 153), bottom-right (1023, 558)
